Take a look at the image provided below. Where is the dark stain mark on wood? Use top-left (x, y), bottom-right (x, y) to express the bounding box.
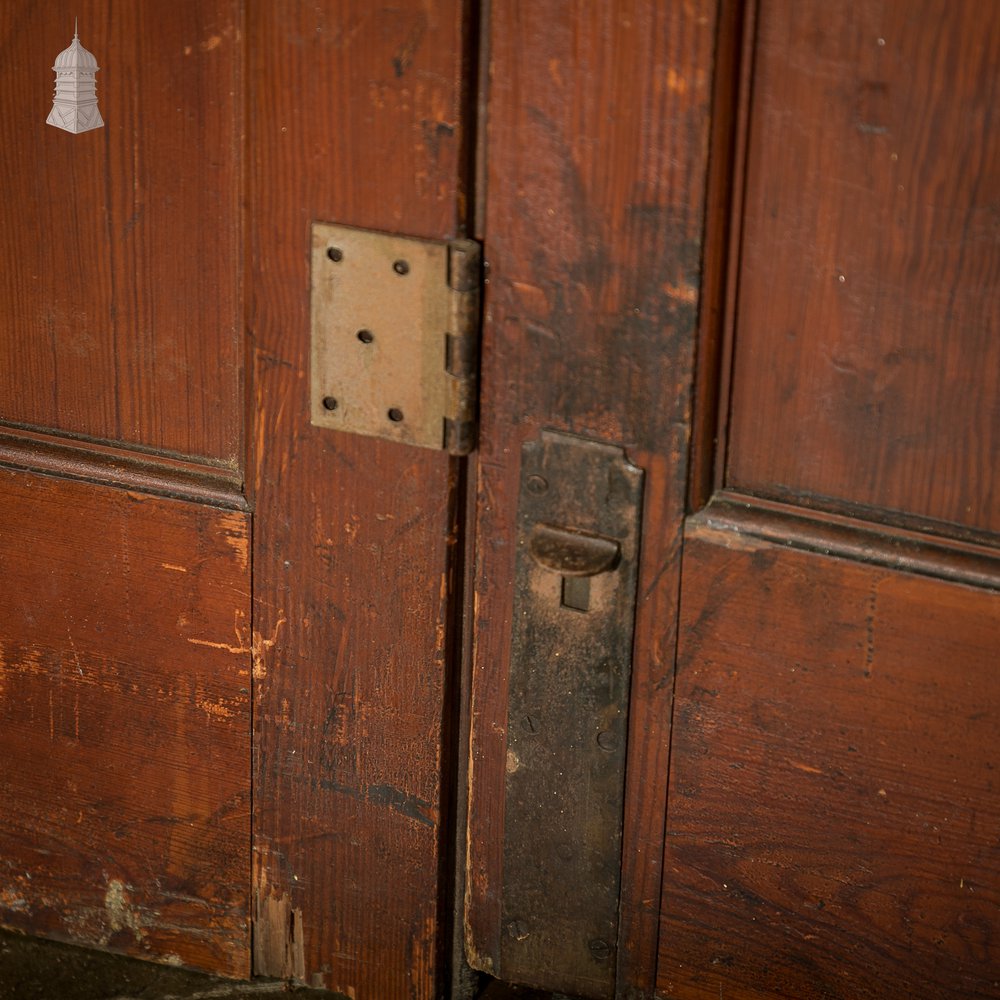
top-left (319, 779), bottom-right (435, 828)
top-left (392, 13), bottom-right (427, 78)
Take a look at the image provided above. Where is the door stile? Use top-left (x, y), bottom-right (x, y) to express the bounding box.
top-left (248, 3), bottom-right (477, 996)
top-left (463, 2), bottom-right (723, 997)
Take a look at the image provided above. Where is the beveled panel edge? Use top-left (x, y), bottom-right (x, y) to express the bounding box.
top-left (0, 425), bottom-right (248, 511)
top-left (691, 490), bottom-right (1000, 593)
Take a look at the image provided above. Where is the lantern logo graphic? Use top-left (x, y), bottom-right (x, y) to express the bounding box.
top-left (47, 20), bottom-right (104, 134)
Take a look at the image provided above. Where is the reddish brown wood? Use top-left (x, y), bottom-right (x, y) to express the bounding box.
top-left (688, 0), bottom-right (749, 513)
top-left (703, 492), bottom-right (1000, 592)
top-left (0, 3), bottom-right (242, 464)
top-left (0, 426), bottom-right (246, 511)
top-left (0, 468), bottom-right (251, 977)
top-left (659, 525), bottom-right (1000, 999)
top-left (247, 3), bottom-right (470, 995)
top-left (465, 2), bottom-right (718, 995)
top-left (726, 0), bottom-right (1000, 537)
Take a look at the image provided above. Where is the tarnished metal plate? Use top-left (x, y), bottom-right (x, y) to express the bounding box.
top-left (310, 222), bottom-right (480, 454)
top-left (500, 430), bottom-right (644, 998)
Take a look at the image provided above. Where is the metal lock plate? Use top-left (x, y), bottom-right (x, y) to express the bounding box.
top-left (310, 222), bottom-right (481, 454)
top-left (500, 430), bottom-right (644, 999)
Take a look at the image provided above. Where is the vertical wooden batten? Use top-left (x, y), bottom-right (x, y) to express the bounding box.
top-left (247, 3), bottom-right (473, 996)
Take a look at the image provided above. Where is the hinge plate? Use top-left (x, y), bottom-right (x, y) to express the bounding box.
top-left (310, 222), bottom-right (481, 454)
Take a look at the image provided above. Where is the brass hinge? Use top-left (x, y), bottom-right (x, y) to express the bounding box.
top-left (310, 222), bottom-right (482, 455)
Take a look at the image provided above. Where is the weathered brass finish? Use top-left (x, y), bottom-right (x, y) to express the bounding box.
top-left (310, 223), bottom-right (481, 454)
top-left (500, 430), bottom-right (644, 999)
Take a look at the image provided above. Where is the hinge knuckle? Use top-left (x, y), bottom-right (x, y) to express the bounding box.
top-left (443, 239), bottom-right (482, 456)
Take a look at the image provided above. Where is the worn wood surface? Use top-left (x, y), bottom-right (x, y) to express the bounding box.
top-left (0, 468), bottom-right (251, 977)
top-left (247, 3), bottom-right (470, 996)
top-left (726, 0), bottom-right (1000, 537)
top-left (0, 3), bottom-right (242, 464)
top-left (658, 525), bottom-right (1000, 999)
top-left (465, 2), bottom-right (718, 996)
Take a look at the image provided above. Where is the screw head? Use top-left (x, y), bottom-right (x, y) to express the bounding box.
top-left (387, 407), bottom-right (404, 423)
top-left (597, 730), bottom-right (619, 752)
top-left (525, 474), bottom-right (548, 496)
top-left (356, 329), bottom-right (374, 344)
top-left (588, 938), bottom-right (612, 961)
top-left (326, 247), bottom-right (343, 262)
top-left (392, 259), bottom-right (410, 275)
top-left (322, 396), bottom-right (338, 411)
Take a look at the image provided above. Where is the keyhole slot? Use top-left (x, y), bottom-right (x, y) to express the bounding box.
top-left (561, 576), bottom-right (591, 613)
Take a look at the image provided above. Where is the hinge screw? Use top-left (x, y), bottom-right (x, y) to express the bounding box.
top-left (326, 247), bottom-right (343, 262)
top-left (392, 259), bottom-right (410, 275)
top-left (388, 408), bottom-right (404, 423)
top-left (525, 474), bottom-right (548, 496)
top-left (322, 396), bottom-right (338, 411)
top-left (596, 730), bottom-right (619, 752)
top-left (588, 938), bottom-right (612, 961)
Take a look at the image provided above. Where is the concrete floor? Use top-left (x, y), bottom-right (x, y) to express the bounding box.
top-left (0, 928), bottom-right (568, 1000)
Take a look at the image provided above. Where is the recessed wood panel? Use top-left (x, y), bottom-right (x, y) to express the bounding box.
top-left (658, 524), bottom-right (1000, 999)
top-left (0, 3), bottom-right (242, 465)
top-left (727, 0), bottom-right (1000, 537)
top-left (0, 468), bottom-right (251, 977)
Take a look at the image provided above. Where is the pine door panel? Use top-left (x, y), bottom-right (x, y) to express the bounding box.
top-left (0, 3), bottom-right (242, 464)
top-left (659, 531), bottom-right (1000, 999)
top-left (0, 470), bottom-right (250, 976)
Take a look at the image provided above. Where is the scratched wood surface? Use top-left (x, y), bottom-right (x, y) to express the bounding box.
top-left (0, 468), bottom-right (251, 977)
top-left (658, 526), bottom-right (1000, 1000)
top-left (725, 0), bottom-right (1000, 538)
top-left (464, 2), bottom-right (718, 996)
top-left (0, 2), bottom-right (242, 464)
top-left (247, 3), bottom-right (470, 996)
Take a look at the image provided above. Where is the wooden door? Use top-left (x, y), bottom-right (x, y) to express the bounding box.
top-left (3, 3), bottom-right (997, 999)
top-left (0, 3), bottom-right (474, 997)
top-left (465, 1), bottom-right (999, 1000)
top-left (658, 2), bottom-right (1000, 999)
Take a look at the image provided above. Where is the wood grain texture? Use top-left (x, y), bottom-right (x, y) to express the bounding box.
top-left (0, 2), bottom-right (242, 464)
top-left (658, 526), bottom-right (1000, 1000)
top-left (247, 3), bottom-right (469, 996)
top-left (464, 2), bottom-right (718, 996)
top-left (726, 0), bottom-right (1000, 537)
top-left (0, 468), bottom-right (251, 977)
